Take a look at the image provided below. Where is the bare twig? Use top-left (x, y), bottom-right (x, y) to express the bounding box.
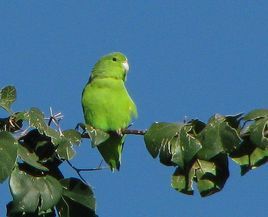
top-left (66, 160), bottom-right (88, 183)
top-left (66, 160), bottom-right (107, 184)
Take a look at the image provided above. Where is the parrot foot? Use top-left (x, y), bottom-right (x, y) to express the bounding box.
top-left (115, 129), bottom-right (123, 136)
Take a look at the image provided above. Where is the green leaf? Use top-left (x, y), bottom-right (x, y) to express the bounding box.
top-left (197, 115), bottom-right (241, 160)
top-left (55, 137), bottom-right (76, 160)
top-left (9, 164), bottom-right (62, 213)
top-left (56, 178), bottom-right (97, 217)
top-left (0, 85), bottom-right (16, 112)
top-left (145, 123), bottom-right (202, 167)
top-left (171, 154), bottom-right (229, 197)
top-left (194, 160), bottom-right (216, 195)
top-left (60, 178), bottom-right (96, 211)
top-left (248, 118), bottom-right (268, 149)
top-left (194, 154), bottom-right (229, 197)
top-left (250, 147), bottom-right (268, 167)
top-left (56, 197), bottom-right (97, 217)
top-left (17, 144), bottom-right (49, 171)
top-left (244, 109), bottom-right (268, 121)
top-left (171, 167), bottom-right (194, 195)
top-left (171, 125), bottom-right (202, 168)
top-left (0, 131), bottom-right (17, 183)
top-left (20, 127), bottom-right (79, 162)
top-left (144, 122), bottom-right (182, 158)
top-left (230, 137), bottom-right (268, 175)
top-left (63, 130), bottom-right (81, 145)
top-left (85, 125), bottom-right (109, 147)
top-left (54, 130), bottom-right (81, 160)
top-left (24, 108), bottom-right (47, 133)
top-left (23, 108), bottom-right (76, 159)
top-left (24, 108), bottom-right (61, 143)
top-left (144, 122), bottom-right (183, 165)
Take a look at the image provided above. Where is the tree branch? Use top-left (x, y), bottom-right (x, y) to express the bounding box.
top-left (81, 128), bottom-right (147, 139)
top-left (122, 128), bottom-right (147, 135)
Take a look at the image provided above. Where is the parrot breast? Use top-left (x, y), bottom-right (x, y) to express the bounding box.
top-left (82, 77), bottom-right (137, 132)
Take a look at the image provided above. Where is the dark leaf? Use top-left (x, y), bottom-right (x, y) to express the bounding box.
top-left (225, 113), bottom-right (243, 129)
top-left (194, 154), bottom-right (229, 197)
top-left (0, 131), bottom-right (17, 183)
top-left (56, 178), bottom-right (97, 217)
top-left (171, 154), bottom-right (229, 197)
top-left (19, 129), bottom-right (56, 163)
top-left (230, 136), bottom-right (268, 175)
top-left (171, 167), bottom-right (194, 195)
top-left (56, 197), bottom-right (97, 217)
top-left (9, 164), bottom-right (62, 213)
top-left (171, 125), bottom-right (202, 168)
top-left (60, 178), bottom-right (96, 211)
top-left (7, 202), bottom-right (56, 217)
top-left (187, 119), bottom-right (206, 134)
top-left (144, 122), bottom-right (183, 165)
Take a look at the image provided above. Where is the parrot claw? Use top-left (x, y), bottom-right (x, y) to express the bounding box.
top-left (116, 129), bottom-right (123, 136)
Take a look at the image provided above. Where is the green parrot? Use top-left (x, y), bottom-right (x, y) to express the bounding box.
top-left (81, 52), bottom-right (137, 171)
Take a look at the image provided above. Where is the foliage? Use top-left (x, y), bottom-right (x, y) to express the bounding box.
top-left (1, 85), bottom-right (268, 216)
top-left (0, 86), bottom-right (97, 217)
top-left (144, 112), bottom-right (268, 196)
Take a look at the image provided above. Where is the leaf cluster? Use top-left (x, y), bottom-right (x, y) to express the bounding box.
top-left (0, 86), bottom-right (97, 217)
top-left (144, 111), bottom-right (268, 196)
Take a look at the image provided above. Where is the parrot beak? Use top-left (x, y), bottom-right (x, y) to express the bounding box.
top-left (122, 60), bottom-right (129, 73)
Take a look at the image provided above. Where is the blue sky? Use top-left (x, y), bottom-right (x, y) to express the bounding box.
top-left (1, 1), bottom-right (268, 216)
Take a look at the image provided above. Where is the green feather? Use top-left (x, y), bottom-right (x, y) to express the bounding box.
top-left (81, 52), bottom-right (137, 171)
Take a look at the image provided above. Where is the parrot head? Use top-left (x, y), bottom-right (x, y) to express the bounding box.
top-left (90, 52), bottom-right (129, 81)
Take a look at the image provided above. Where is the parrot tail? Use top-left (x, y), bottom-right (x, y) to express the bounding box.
top-left (97, 133), bottom-right (124, 171)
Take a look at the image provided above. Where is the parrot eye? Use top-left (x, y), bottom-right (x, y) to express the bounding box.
top-left (112, 57), bottom-right (117, 62)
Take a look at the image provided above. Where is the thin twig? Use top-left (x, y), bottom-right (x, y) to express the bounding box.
top-left (66, 160), bottom-right (107, 184)
top-left (66, 160), bottom-right (88, 183)
top-left (76, 167), bottom-right (107, 172)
